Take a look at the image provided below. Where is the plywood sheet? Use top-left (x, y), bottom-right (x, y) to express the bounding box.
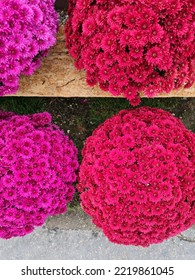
top-left (10, 26), bottom-right (195, 98)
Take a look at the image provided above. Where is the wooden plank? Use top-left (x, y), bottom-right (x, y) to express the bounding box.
top-left (9, 26), bottom-right (195, 98)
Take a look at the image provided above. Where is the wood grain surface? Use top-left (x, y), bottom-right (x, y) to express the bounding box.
top-left (10, 26), bottom-right (195, 98)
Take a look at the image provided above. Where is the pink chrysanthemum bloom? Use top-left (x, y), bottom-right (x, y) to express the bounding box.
top-left (77, 107), bottom-right (195, 247)
top-left (0, 0), bottom-right (58, 96)
top-left (0, 111), bottom-right (79, 239)
top-left (66, 0), bottom-right (195, 106)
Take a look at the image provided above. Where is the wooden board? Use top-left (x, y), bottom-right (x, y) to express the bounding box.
top-left (10, 26), bottom-right (195, 98)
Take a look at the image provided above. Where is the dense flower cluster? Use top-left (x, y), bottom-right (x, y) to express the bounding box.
top-left (77, 107), bottom-right (195, 246)
top-left (0, 0), bottom-right (58, 96)
top-left (0, 112), bottom-right (79, 239)
top-left (66, 0), bottom-right (195, 106)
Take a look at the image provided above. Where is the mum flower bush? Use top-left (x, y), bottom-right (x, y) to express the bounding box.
top-left (66, 0), bottom-right (195, 106)
top-left (0, 111), bottom-right (79, 239)
top-left (0, 0), bottom-right (58, 96)
top-left (77, 107), bottom-right (195, 246)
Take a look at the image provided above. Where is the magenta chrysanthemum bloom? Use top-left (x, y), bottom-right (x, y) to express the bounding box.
top-left (0, 112), bottom-right (79, 239)
top-left (77, 107), bottom-right (195, 247)
top-left (66, 0), bottom-right (195, 106)
top-left (0, 0), bottom-right (58, 96)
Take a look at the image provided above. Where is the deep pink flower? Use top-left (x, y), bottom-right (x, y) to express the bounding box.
top-left (0, 111), bottom-right (79, 239)
top-left (65, 0), bottom-right (194, 105)
top-left (77, 107), bottom-right (195, 247)
top-left (0, 0), bottom-right (58, 96)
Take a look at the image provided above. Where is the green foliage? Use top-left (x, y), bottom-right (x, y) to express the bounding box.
top-left (0, 97), bottom-right (45, 115)
top-left (141, 97), bottom-right (179, 110)
top-left (89, 98), bottom-right (130, 129)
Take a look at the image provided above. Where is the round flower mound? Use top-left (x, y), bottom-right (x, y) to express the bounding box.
top-left (0, 112), bottom-right (79, 239)
top-left (77, 107), bottom-right (195, 246)
top-left (66, 0), bottom-right (195, 106)
top-left (0, 0), bottom-right (58, 96)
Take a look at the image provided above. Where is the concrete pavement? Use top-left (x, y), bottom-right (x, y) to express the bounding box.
top-left (0, 208), bottom-right (195, 260)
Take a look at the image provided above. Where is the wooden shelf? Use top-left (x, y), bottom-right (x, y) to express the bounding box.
top-left (10, 26), bottom-right (195, 98)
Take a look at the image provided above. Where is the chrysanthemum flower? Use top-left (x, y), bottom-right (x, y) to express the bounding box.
top-left (77, 107), bottom-right (195, 247)
top-left (66, 0), bottom-right (194, 105)
top-left (0, 0), bottom-right (58, 96)
top-left (0, 111), bottom-right (78, 239)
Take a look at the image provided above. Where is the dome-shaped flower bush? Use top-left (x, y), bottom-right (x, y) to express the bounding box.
top-left (66, 0), bottom-right (195, 106)
top-left (0, 111), bottom-right (79, 239)
top-left (0, 0), bottom-right (58, 96)
top-left (77, 107), bottom-right (195, 246)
